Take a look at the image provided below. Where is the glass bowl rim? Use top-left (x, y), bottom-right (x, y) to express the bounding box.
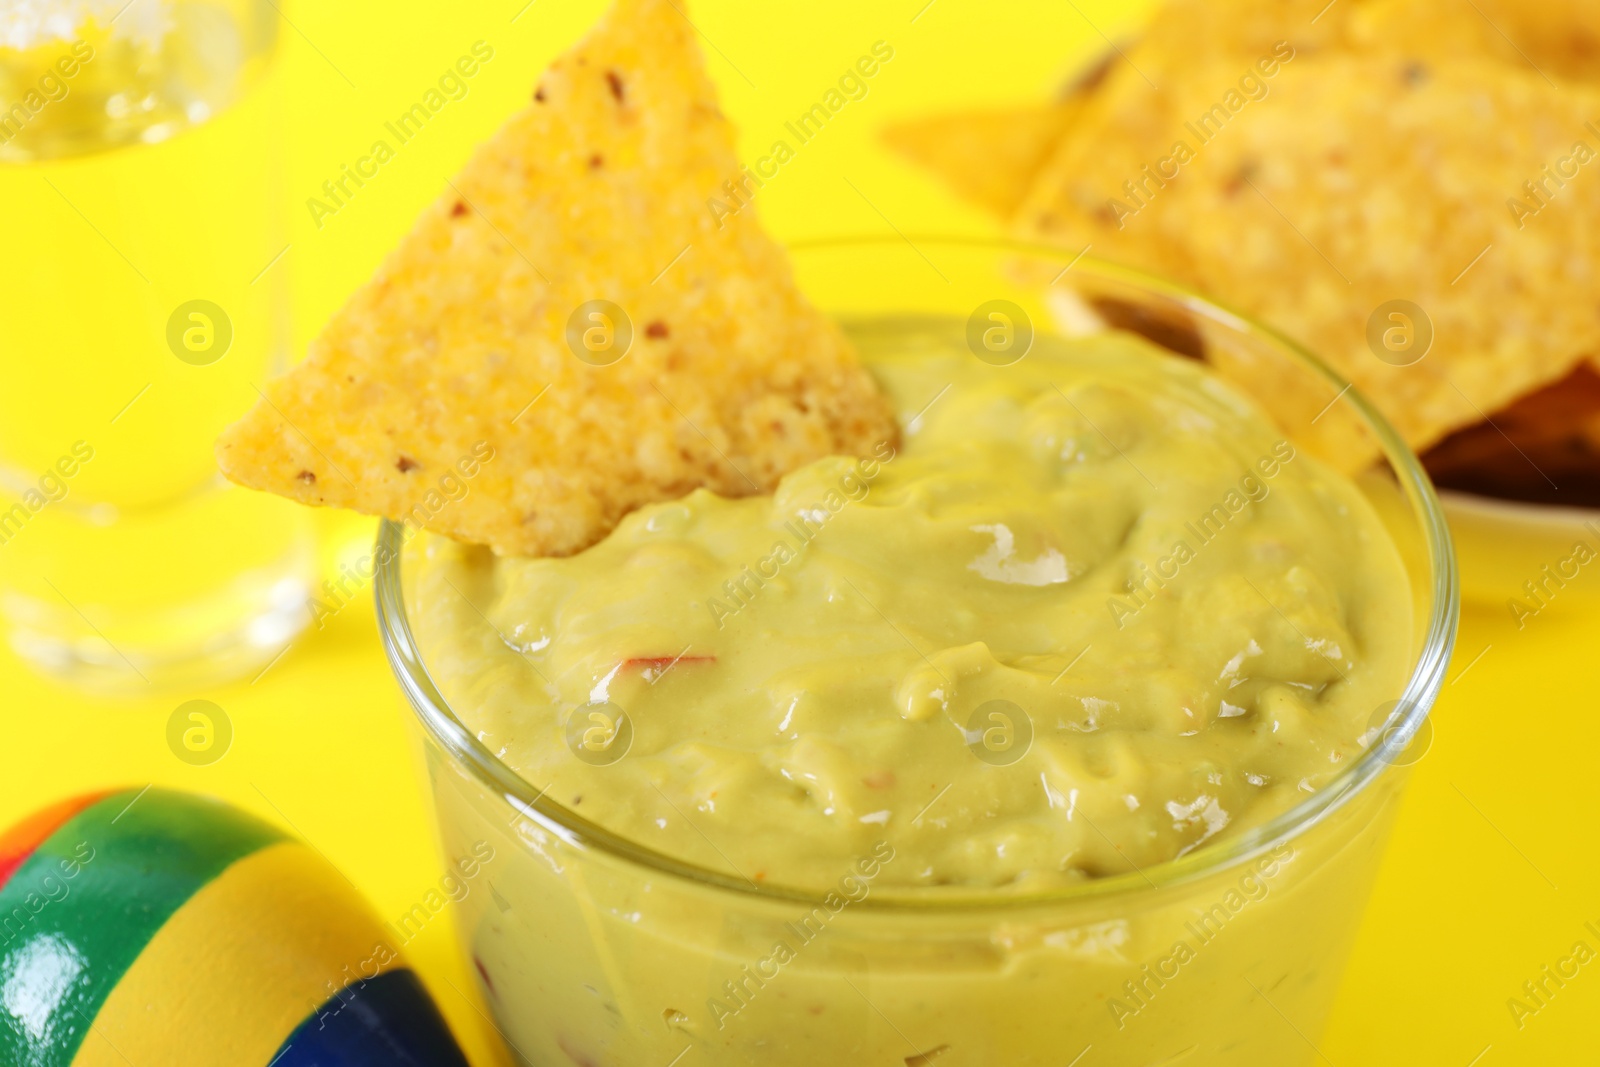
top-left (375, 233), bottom-right (1460, 914)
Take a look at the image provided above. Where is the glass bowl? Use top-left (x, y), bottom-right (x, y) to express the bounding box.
top-left (377, 236), bottom-right (1457, 1067)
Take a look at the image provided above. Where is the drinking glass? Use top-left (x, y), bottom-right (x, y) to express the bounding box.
top-left (0, 0), bottom-right (316, 691)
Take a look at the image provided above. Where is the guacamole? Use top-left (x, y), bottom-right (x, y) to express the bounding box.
top-left (409, 324), bottom-right (1412, 893)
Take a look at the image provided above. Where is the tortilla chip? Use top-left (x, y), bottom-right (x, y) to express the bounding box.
top-left (217, 0), bottom-right (897, 557)
top-left (882, 101), bottom-right (1086, 219)
top-left (1345, 2), bottom-right (1510, 70)
top-left (1351, 0), bottom-right (1600, 86)
top-left (1017, 51), bottom-right (1600, 458)
top-left (1138, 0), bottom-right (1600, 85)
top-left (1133, 0), bottom-right (1351, 65)
top-left (1489, 1), bottom-right (1600, 84)
top-left (891, 0), bottom-right (1600, 223)
top-left (880, 44), bottom-right (1121, 221)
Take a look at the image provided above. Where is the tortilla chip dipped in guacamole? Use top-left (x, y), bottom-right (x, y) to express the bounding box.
top-left (218, 0), bottom-right (897, 557)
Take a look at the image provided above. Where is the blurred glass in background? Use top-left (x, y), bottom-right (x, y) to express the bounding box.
top-left (0, 0), bottom-right (315, 691)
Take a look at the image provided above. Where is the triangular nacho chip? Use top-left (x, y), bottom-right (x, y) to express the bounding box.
top-left (1017, 50), bottom-right (1600, 457)
top-left (883, 101), bottom-right (1087, 220)
top-left (1131, 0), bottom-right (1349, 64)
top-left (217, 0), bottom-right (897, 557)
top-left (1351, 0), bottom-right (1600, 86)
top-left (1117, 0), bottom-right (1600, 83)
top-left (889, 0), bottom-right (1600, 224)
top-left (880, 47), bottom-right (1119, 222)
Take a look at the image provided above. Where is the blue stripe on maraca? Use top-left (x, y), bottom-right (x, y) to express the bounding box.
top-left (269, 968), bottom-right (471, 1067)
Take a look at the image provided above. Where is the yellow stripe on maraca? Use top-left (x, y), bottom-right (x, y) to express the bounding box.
top-left (69, 841), bottom-right (400, 1067)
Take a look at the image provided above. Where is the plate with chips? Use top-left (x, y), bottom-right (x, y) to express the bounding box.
top-left (885, 0), bottom-right (1600, 610)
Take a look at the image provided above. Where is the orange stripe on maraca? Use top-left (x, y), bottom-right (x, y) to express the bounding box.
top-left (0, 790), bottom-right (114, 889)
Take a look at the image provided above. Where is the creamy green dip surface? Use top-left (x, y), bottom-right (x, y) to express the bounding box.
top-left (410, 325), bottom-right (1412, 892)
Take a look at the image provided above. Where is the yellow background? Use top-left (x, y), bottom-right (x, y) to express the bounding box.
top-left (3, 1), bottom-right (1598, 1064)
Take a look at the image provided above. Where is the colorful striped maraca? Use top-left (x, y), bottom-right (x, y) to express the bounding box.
top-left (0, 789), bottom-right (471, 1066)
